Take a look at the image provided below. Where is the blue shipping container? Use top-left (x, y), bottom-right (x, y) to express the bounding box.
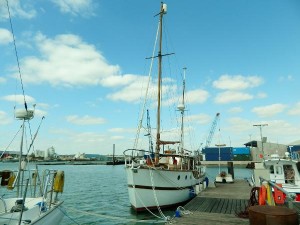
top-left (288, 145), bottom-right (300, 152)
top-left (232, 147), bottom-right (250, 155)
top-left (205, 153), bottom-right (233, 161)
top-left (203, 147), bottom-right (232, 154)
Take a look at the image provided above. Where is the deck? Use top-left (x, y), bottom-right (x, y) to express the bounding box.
top-left (169, 179), bottom-right (252, 225)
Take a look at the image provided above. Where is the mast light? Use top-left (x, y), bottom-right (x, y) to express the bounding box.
top-left (162, 4), bottom-right (167, 14)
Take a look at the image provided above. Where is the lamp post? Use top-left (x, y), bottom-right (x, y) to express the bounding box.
top-left (253, 124), bottom-right (268, 156)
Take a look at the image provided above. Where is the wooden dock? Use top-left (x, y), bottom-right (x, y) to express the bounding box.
top-left (170, 179), bottom-right (252, 225)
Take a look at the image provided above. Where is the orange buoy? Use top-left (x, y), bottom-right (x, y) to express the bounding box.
top-left (259, 185), bottom-right (267, 205)
top-left (274, 184), bottom-right (285, 205)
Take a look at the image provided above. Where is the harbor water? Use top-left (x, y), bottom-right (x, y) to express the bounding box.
top-left (0, 163), bottom-right (252, 225)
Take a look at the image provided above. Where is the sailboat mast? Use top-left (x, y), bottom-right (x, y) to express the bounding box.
top-left (180, 68), bottom-right (186, 155)
top-left (155, 3), bottom-right (167, 164)
top-left (17, 119), bottom-right (25, 197)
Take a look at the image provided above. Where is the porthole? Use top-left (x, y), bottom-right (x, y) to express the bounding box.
top-left (185, 175), bottom-right (187, 180)
top-left (177, 175), bottom-right (180, 180)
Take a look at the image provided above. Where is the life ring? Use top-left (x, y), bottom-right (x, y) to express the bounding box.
top-left (53, 171), bottom-right (64, 193)
top-left (258, 185), bottom-right (267, 205)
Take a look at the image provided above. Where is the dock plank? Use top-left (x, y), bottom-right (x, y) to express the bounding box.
top-left (168, 180), bottom-right (251, 225)
top-left (171, 212), bottom-right (249, 225)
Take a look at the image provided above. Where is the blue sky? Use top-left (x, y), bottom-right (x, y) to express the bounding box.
top-left (0, 0), bottom-right (299, 156)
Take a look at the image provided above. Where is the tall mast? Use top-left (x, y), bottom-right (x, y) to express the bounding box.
top-left (179, 68), bottom-right (186, 155)
top-left (155, 3), bottom-right (167, 164)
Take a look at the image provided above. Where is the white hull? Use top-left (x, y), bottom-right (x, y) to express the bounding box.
top-left (124, 2), bottom-right (206, 212)
top-left (0, 197), bottom-right (64, 225)
top-left (125, 166), bottom-right (204, 211)
top-left (215, 174), bottom-right (234, 183)
top-left (252, 154), bottom-right (300, 202)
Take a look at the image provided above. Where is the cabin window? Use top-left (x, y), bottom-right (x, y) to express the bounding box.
top-left (185, 175), bottom-right (187, 180)
top-left (283, 165), bottom-right (295, 184)
top-left (275, 166), bottom-right (282, 175)
top-left (269, 165), bottom-right (274, 174)
top-left (177, 175), bottom-right (180, 180)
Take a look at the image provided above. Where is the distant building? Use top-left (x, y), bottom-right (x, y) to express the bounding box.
top-left (59, 154), bottom-right (75, 160)
top-left (74, 152), bottom-right (86, 159)
top-left (244, 140), bottom-right (287, 161)
top-left (85, 154), bottom-right (102, 160)
top-left (35, 150), bottom-right (45, 158)
top-left (0, 151), bottom-right (19, 159)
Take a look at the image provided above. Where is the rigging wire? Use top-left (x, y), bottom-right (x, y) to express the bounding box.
top-left (6, 0), bottom-right (27, 110)
top-left (26, 116), bottom-right (45, 156)
top-left (133, 21), bottom-right (160, 150)
top-left (0, 125), bottom-right (22, 159)
top-left (6, 0), bottom-right (38, 158)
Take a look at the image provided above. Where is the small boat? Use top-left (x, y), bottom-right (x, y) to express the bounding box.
top-left (0, 2), bottom-right (65, 223)
top-left (214, 120), bottom-right (233, 183)
top-left (252, 152), bottom-right (300, 201)
top-left (214, 146), bottom-right (234, 183)
top-left (0, 109), bottom-right (65, 225)
top-left (215, 170), bottom-right (234, 183)
top-left (124, 3), bottom-right (206, 212)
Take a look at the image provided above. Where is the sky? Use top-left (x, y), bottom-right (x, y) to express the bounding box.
top-left (0, 0), bottom-right (300, 156)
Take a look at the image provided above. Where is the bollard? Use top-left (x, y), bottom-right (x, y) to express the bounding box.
top-left (249, 205), bottom-right (298, 225)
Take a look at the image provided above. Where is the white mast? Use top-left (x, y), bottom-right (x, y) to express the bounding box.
top-left (178, 68), bottom-right (186, 155)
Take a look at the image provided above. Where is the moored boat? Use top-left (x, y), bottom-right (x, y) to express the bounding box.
top-left (0, 2), bottom-right (65, 223)
top-left (252, 152), bottom-right (300, 202)
top-left (124, 3), bottom-right (206, 212)
top-left (0, 109), bottom-right (65, 225)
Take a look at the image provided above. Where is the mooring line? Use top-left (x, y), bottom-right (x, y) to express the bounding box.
top-left (66, 207), bottom-right (164, 224)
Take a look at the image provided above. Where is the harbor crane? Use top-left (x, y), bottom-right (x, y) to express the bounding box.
top-left (205, 112), bottom-right (220, 147)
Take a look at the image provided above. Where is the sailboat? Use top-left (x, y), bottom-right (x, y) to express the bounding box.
top-left (214, 119), bottom-right (233, 183)
top-left (0, 2), bottom-right (65, 224)
top-left (124, 3), bottom-right (206, 212)
top-left (0, 108), bottom-right (65, 225)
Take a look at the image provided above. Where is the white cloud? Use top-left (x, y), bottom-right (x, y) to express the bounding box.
top-left (0, 111), bottom-right (12, 125)
top-left (34, 109), bottom-right (47, 118)
top-left (227, 117), bottom-right (253, 132)
top-left (252, 104), bottom-right (287, 118)
top-left (2, 94), bottom-right (36, 105)
top-left (261, 120), bottom-right (299, 143)
top-left (214, 91), bottom-right (253, 104)
top-left (101, 74), bottom-right (145, 87)
top-left (256, 92), bottom-right (267, 99)
top-left (66, 115), bottom-right (106, 125)
top-left (0, 29), bottom-right (12, 45)
top-left (228, 107), bottom-right (243, 114)
top-left (213, 75), bottom-right (263, 91)
top-left (107, 78), bottom-right (150, 103)
top-left (0, 77), bottom-right (6, 84)
top-left (72, 132), bottom-right (105, 143)
top-left (279, 75), bottom-right (294, 82)
top-left (108, 128), bottom-right (135, 133)
top-left (106, 76), bottom-right (176, 104)
top-left (110, 136), bottom-right (124, 140)
top-left (288, 102), bottom-right (300, 116)
top-left (51, 0), bottom-right (96, 17)
top-left (185, 113), bottom-right (211, 125)
top-left (185, 89), bottom-right (209, 104)
top-left (0, 0), bottom-right (36, 20)
top-left (14, 33), bottom-right (121, 87)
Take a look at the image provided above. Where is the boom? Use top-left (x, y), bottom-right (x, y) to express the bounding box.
top-left (205, 113), bottom-right (220, 147)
